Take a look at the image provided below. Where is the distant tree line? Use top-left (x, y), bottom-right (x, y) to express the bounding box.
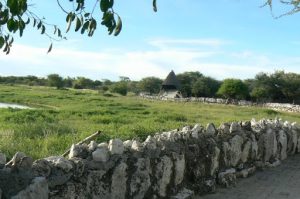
top-left (0, 70), bottom-right (299, 104)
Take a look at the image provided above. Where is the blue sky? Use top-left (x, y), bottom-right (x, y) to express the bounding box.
top-left (0, 0), bottom-right (300, 81)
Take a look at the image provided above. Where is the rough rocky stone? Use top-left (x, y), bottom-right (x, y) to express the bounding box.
top-left (218, 123), bottom-right (230, 134)
top-left (86, 170), bottom-right (110, 199)
top-left (32, 159), bottom-right (51, 178)
top-left (123, 140), bottom-right (133, 149)
top-left (45, 156), bottom-right (73, 172)
top-left (131, 140), bottom-right (143, 152)
top-left (171, 188), bottom-right (194, 199)
top-left (68, 144), bottom-right (88, 159)
top-left (108, 139), bottom-right (124, 155)
top-left (111, 162), bottom-right (128, 199)
top-left (210, 146), bottom-right (220, 176)
top-left (88, 141), bottom-right (98, 152)
top-left (218, 168), bottom-right (236, 187)
top-left (155, 156), bottom-right (173, 197)
top-left (174, 154), bottom-right (185, 186)
top-left (92, 148), bottom-right (109, 162)
top-left (228, 135), bottom-right (244, 166)
top-left (98, 142), bottom-right (108, 149)
top-left (130, 158), bottom-right (151, 199)
top-left (191, 124), bottom-right (202, 138)
top-left (241, 141), bottom-right (251, 163)
top-left (229, 122), bottom-right (242, 133)
top-left (278, 130), bottom-right (288, 160)
top-left (143, 136), bottom-right (157, 150)
top-left (206, 123), bottom-right (216, 135)
top-left (11, 177), bottom-right (48, 199)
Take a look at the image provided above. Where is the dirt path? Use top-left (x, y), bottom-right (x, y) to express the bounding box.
top-left (194, 154), bottom-right (300, 199)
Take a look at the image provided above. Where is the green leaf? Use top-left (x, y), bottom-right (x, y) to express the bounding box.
top-left (75, 17), bottom-right (82, 32)
top-left (0, 36), bottom-right (4, 49)
top-left (114, 16), bottom-right (122, 36)
top-left (7, 0), bottom-right (19, 16)
top-left (100, 0), bottom-right (110, 12)
top-left (41, 25), bottom-right (46, 34)
top-left (0, 9), bottom-right (9, 25)
top-left (153, 0), bottom-right (157, 12)
top-left (7, 18), bottom-right (16, 32)
top-left (47, 43), bottom-right (53, 54)
top-left (37, 21), bottom-right (42, 29)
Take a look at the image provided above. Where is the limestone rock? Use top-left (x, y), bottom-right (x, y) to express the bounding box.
top-left (111, 162), bottom-right (128, 199)
top-left (123, 140), bottom-right (133, 149)
top-left (98, 142), bottom-right (108, 149)
top-left (229, 122), bottom-right (241, 133)
top-left (92, 148), bottom-right (109, 162)
top-left (11, 177), bottom-right (48, 199)
top-left (130, 158), bottom-right (151, 199)
top-left (191, 124), bottom-right (202, 138)
top-left (210, 146), bottom-right (220, 176)
top-left (241, 141), bottom-right (251, 163)
top-left (143, 136), bottom-right (157, 150)
top-left (131, 140), bottom-right (143, 152)
top-left (217, 168), bottom-right (236, 187)
top-left (218, 123), bottom-right (230, 134)
top-left (206, 123), bottom-right (216, 135)
top-left (45, 156), bottom-right (73, 172)
top-left (68, 144), bottom-right (88, 159)
top-left (86, 170), bottom-right (110, 199)
top-left (154, 156), bottom-right (173, 197)
top-left (278, 130), bottom-right (287, 160)
top-left (88, 141), bottom-right (98, 152)
top-left (174, 154), bottom-right (185, 186)
top-left (171, 188), bottom-right (194, 199)
top-left (109, 139), bottom-right (124, 155)
top-left (229, 135), bottom-right (243, 166)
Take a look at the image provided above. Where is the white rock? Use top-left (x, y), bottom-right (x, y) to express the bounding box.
top-left (68, 144), bottom-right (80, 159)
top-left (174, 154), bottom-right (185, 186)
top-left (143, 136), bottom-right (157, 150)
top-left (155, 156), bottom-right (173, 197)
top-left (98, 142), bottom-right (108, 149)
top-left (111, 162), bottom-right (128, 199)
top-left (229, 122), bottom-right (241, 133)
top-left (191, 124), bottom-right (201, 139)
top-left (123, 140), bottom-right (133, 148)
top-left (45, 156), bottom-right (73, 172)
top-left (278, 130), bottom-right (287, 160)
top-left (109, 139), bottom-right (124, 155)
top-left (92, 148), bottom-right (109, 162)
top-left (131, 140), bottom-right (143, 151)
top-left (206, 123), bottom-right (216, 135)
top-left (11, 177), bottom-right (48, 199)
top-left (210, 146), bottom-right (220, 176)
top-left (241, 141), bottom-right (251, 163)
top-left (88, 141), bottom-right (98, 152)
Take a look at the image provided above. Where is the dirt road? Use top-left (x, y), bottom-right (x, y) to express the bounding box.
top-left (194, 154), bottom-right (300, 199)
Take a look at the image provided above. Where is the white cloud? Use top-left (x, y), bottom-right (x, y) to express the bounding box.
top-left (0, 38), bottom-right (299, 81)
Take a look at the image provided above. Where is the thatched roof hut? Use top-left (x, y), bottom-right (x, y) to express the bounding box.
top-left (161, 70), bottom-right (181, 90)
top-left (160, 70), bottom-right (182, 98)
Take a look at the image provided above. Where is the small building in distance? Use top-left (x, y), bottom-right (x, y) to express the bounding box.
top-left (159, 70), bottom-right (182, 98)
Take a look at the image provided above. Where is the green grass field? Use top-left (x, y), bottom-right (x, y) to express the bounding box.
top-left (0, 84), bottom-right (299, 159)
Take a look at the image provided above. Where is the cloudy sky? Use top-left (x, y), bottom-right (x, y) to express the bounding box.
top-left (1, 0), bottom-right (300, 81)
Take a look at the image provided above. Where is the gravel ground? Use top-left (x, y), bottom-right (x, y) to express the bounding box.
top-left (194, 154), bottom-right (300, 199)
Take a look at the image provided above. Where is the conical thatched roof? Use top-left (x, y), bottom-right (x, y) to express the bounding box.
top-left (162, 70), bottom-right (180, 89)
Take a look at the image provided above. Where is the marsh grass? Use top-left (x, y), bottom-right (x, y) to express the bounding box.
top-left (0, 84), bottom-right (299, 159)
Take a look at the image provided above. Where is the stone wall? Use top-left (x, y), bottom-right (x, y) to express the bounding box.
top-left (140, 94), bottom-right (300, 113)
top-left (1, 118), bottom-right (300, 199)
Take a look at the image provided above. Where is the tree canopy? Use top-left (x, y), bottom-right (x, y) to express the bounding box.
top-left (0, 0), bottom-right (299, 54)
